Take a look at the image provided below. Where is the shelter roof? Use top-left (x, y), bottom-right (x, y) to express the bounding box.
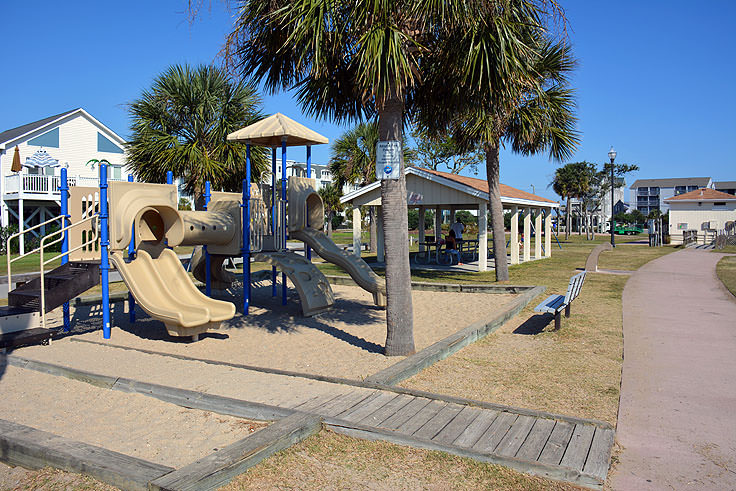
top-left (629, 177), bottom-right (712, 189)
top-left (341, 166), bottom-right (558, 208)
top-left (664, 188), bottom-right (736, 202)
top-left (227, 113), bottom-right (329, 147)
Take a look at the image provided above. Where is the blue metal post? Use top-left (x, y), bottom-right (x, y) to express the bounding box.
top-left (204, 181), bottom-right (212, 296)
top-left (242, 144), bottom-right (251, 314)
top-left (281, 140), bottom-right (287, 305)
top-left (271, 148), bottom-right (277, 297)
top-left (127, 174), bottom-right (136, 323)
top-left (99, 163), bottom-right (111, 339)
top-left (60, 168), bottom-right (71, 332)
top-left (166, 170), bottom-right (173, 185)
top-left (305, 145), bottom-right (312, 261)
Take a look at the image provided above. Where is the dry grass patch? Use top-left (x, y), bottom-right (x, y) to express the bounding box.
top-left (0, 463), bottom-right (115, 491)
top-left (400, 273), bottom-right (626, 425)
top-left (225, 429), bottom-right (582, 491)
top-left (716, 256), bottom-right (736, 297)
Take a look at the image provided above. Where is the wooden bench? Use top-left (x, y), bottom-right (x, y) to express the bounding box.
top-left (534, 271), bottom-right (586, 329)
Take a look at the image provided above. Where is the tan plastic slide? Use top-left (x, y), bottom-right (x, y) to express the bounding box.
top-left (290, 228), bottom-right (386, 307)
top-left (253, 250), bottom-right (335, 316)
top-left (110, 249), bottom-right (235, 339)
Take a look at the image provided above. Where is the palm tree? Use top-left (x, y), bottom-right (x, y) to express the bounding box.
top-left (552, 162), bottom-right (595, 239)
top-left (416, 32), bottom-right (580, 281)
top-left (225, 0), bottom-right (558, 354)
top-left (329, 122), bottom-right (415, 253)
top-left (318, 183), bottom-right (343, 237)
top-left (126, 64), bottom-right (268, 208)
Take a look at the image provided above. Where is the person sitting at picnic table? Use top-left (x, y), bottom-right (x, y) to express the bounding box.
top-left (445, 230), bottom-right (462, 265)
top-left (450, 217), bottom-right (465, 240)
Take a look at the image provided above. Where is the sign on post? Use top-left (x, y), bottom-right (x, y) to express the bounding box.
top-left (376, 141), bottom-right (401, 180)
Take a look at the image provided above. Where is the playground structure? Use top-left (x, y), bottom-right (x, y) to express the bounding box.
top-left (3, 114), bottom-right (386, 342)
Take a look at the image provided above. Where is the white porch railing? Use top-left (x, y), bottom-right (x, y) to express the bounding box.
top-left (4, 174), bottom-right (124, 199)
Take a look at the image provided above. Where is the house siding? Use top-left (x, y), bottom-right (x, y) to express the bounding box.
top-left (668, 201), bottom-right (736, 244)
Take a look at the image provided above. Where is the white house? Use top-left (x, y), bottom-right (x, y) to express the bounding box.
top-left (664, 188), bottom-right (736, 245)
top-left (0, 108), bottom-right (127, 251)
top-left (629, 177), bottom-right (714, 216)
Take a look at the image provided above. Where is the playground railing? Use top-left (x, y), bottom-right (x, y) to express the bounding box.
top-left (38, 214), bottom-right (100, 329)
top-left (275, 198), bottom-right (287, 251)
top-left (6, 214), bottom-right (66, 288)
top-left (250, 197), bottom-right (267, 253)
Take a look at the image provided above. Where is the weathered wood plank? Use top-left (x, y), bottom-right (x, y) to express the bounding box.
top-left (332, 392), bottom-right (381, 419)
top-left (338, 392), bottom-right (398, 423)
top-left (149, 413), bottom-right (322, 491)
top-left (432, 406), bottom-right (483, 445)
top-left (315, 391), bottom-right (377, 418)
top-left (292, 393), bottom-right (343, 412)
top-left (379, 397), bottom-right (432, 430)
top-left (395, 401), bottom-right (446, 435)
top-left (538, 421), bottom-right (575, 465)
top-left (452, 409), bottom-right (499, 448)
top-left (472, 411), bottom-right (518, 453)
top-left (559, 424), bottom-right (595, 472)
top-left (0, 419), bottom-right (173, 491)
top-left (494, 415), bottom-right (536, 457)
top-left (515, 418), bottom-right (556, 462)
top-left (413, 404), bottom-right (463, 440)
top-left (582, 427), bottom-right (615, 481)
top-left (358, 394), bottom-right (415, 427)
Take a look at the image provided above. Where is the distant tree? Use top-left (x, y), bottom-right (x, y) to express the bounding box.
top-left (127, 64), bottom-right (268, 208)
top-left (412, 129), bottom-right (483, 175)
top-left (630, 209), bottom-right (646, 224)
top-left (318, 183), bottom-right (343, 237)
top-left (407, 209), bottom-right (435, 231)
top-left (552, 162), bottom-right (594, 239)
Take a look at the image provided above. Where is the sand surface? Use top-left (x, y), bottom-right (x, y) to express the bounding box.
top-left (1, 284), bottom-right (515, 479)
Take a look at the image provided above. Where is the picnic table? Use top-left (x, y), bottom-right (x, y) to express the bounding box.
top-left (414, 241), bottom-right (442, 264)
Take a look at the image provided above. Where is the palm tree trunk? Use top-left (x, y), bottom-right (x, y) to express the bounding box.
top-left (379, 95), bottom-right (415, 357)
top-left (369, 206), bottom-right (378, 252)
top-left (565, 196), bottom-right (571, 239)
top-left (327, 211), bottom-right (333, 237)
top-left (485, 141), bottom-right (509, 281)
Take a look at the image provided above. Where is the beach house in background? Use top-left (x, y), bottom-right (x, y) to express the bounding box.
top-left (664, 188), bottom-right (736, 245)
top-left (0, 108), bottom-right (127, 252)
top-left (629, 177), bottom-right (715, 216)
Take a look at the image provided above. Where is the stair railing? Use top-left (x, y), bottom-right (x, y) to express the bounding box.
top-left (6, 214), bottom-right (66, 289)
top-left (38, 214), bottom-right (100, 329)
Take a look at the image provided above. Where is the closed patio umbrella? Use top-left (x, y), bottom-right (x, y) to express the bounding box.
top-left (11, 146), bottom-right (22, 172)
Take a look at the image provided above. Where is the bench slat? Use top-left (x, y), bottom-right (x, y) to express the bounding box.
top-left (534, 294), bottom-right (565, 313)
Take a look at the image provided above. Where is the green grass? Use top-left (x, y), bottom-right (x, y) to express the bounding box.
top-left (716, 256), bottom-right (736, 297)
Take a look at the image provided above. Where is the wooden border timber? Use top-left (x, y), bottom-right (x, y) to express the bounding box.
top-left (365, 285), bottom-right (546, 386)
top-left (324, 419), bottom-right (603, 490)
top-left (325, 275), bottom-right (537, 294)
top-left (149, 413), bottom-right (322, 491)
top-left (0, 419), bottom-right (173, 491)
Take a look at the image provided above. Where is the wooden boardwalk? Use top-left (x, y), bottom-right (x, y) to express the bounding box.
top-left (292, 390), bottom-right (613, 489)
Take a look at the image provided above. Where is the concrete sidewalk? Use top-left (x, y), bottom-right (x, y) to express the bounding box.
top-left (610, 249), bottom-right (736, 490)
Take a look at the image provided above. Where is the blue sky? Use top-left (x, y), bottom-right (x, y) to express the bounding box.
top-left (2, 0), bottom-right (734, 202)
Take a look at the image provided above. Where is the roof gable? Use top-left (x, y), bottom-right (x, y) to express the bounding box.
top-left (664, 188), bottom-right (736, 202)
top-left (0, 109), bottom-right (78, 146)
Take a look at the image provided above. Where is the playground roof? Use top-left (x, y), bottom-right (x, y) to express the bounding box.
top-left (227, 113), bottom-right (329, 147)
top-left (341, 167), bottom-right (558, 209)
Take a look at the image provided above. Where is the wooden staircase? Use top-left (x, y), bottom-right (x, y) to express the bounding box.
top-left (8, 262), bottom-right (100, 313)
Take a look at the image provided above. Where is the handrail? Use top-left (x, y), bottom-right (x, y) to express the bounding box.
top-left (6, 214), bottom-right (66, 288)
top-left (39, 214), bottom-right (99, 329)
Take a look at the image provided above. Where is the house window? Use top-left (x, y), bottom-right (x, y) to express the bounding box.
top-left (108, 165), bottom-right (122, 180)
top-left (97, 133), bottom-right (124, 154)
top-left (713, 202), bottom-right (726, 208)
top-left (28, 128), bottom-right (60, 148)
top-left (675, 186), bottom-right (686, 195)
top-left (687, 186), bottom-right (698, 192)
top-left (649, 187), bottom-right (659, 195)
top-left (638, 187), bottom-right (649, 196)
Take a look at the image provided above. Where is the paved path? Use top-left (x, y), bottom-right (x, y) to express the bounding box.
top-left (611, 249), bottom-right (736, 490)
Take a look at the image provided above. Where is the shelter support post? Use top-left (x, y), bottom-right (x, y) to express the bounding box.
top-left (535, 209), bottom-right (542, 259)
top-left (352, 207), bottom-right (361, 258)
top-left (449, 209), bottom-right (456, 226)
top-left (243, 144), bottom-right (251, 315)
top-left (271, 148), bottom-right (277, 297)
top-left (377, 206), bottom-right (385, 263)
top-left (545, 209), bottom-right (552, 257)
top-left (523, 208), bottom-right (531, 262)
top-left (418, 206), bottom-right (426, 251)
top-left (478, 202), bottom-right (487, 272)
top-left (281, 140), bottom-right (287, 305)
top-left (434, 206), bottom-right (441, 240)
top-left (204, 181), bottom-right (212, 297)
top-left (18, 198), bottom-right (24, 255)
top-left (510, 206), bottom-right (519, 265)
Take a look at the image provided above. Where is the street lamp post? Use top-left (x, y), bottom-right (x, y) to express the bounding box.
top-left (608, 146), bottom-right (617, 247)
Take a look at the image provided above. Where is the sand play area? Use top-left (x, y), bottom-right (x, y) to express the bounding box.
top-left (0, 283), bottom-right (517, 481)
